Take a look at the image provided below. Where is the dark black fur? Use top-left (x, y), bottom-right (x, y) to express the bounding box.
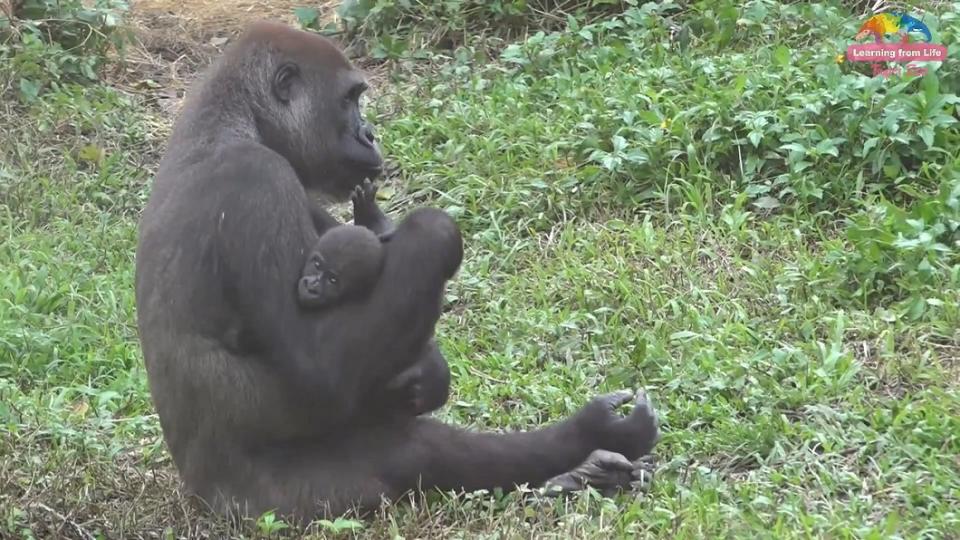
top-left (296, 223), bottom-right (442, 417)
top-left (135, 20), bottom-right (660, 521)
top-left (297, 225), bottom-right (384, 309)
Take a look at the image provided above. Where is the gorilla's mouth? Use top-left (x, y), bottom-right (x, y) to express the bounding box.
top-left (358, 164), bottom-right (383, 181)
top-left (332, 159), bottom-right (382, 190)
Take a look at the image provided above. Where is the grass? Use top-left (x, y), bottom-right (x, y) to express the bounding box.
top-left (1, 1), bottom-right (959, 538)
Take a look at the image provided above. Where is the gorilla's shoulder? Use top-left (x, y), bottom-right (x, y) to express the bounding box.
top-left (204, 140), bottom-right (300, 190)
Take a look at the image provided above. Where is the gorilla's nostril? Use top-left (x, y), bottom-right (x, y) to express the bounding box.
top-left (363, 127), bottom-right (376, 144)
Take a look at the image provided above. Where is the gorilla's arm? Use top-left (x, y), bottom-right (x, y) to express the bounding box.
top-left (329, 206), bottom-right (462, 370)
top-left (215, 147), bottom-right (455, 429)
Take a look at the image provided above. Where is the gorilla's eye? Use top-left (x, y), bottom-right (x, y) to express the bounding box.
top-left (328, 274), bottom-right (339, 285)
top-left (313, 259), bottom-right (322, 270)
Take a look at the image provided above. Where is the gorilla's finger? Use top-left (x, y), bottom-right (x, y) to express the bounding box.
top-left (588, 449), bottom-right (634, 472)
top-left (597, 390), bottom-right (635, 412)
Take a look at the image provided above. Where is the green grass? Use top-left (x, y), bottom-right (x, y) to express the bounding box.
top-left (2, 1), bottom-right (959, 538)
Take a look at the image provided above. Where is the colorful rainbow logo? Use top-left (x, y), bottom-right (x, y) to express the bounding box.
top-left (845, 11), bottom-right (947, 78)
top-left (855, 12), bottom-right (933, 43)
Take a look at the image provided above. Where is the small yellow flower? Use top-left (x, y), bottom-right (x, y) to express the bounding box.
top-left (660, 118), bottom-right (671, 129)
top-left (835, 53), bottom-right (845, 64)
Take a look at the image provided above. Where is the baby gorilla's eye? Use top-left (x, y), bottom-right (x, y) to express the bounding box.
top-left (327, 275), bottom-right (338, 284)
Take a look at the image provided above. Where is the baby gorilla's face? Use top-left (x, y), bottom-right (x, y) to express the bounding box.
top-left (298, 252), bottom-right (343, 308)
top-left (296, 224), bottom-right (385, 310)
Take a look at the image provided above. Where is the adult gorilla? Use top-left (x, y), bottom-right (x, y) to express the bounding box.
top-left (135, 21), bottom-right (660, 520)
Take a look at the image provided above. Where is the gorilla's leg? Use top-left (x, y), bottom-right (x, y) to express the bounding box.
top-left (543, 450), bottom-right (657, 497)
top-left (213, 391), bottom-right (659, 522)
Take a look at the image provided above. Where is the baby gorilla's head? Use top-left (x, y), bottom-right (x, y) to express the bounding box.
top-left (298, 225), bottom-right (385, 308)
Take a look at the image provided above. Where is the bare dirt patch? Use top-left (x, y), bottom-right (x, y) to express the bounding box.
top-left (114, 0), bottom-right (342, 116)
top-left (131, 0), bottom-right (341, 42)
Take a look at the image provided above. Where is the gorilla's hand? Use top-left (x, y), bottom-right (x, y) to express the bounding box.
top-left (383, 362), bottom-right (426, 415)
top-left (543, 450), bottom-right (656, 497)
top-left (577, 390), bottom-right (660, 462)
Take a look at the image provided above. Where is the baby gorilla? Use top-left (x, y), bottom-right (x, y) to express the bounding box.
top-left (297, 225), bottom-right (384, 309)
top-left (297, 224), bottom-right (449, 418)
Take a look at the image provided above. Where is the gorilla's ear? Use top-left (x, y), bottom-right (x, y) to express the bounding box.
top-left (273, 63), bottom-right (299, 103)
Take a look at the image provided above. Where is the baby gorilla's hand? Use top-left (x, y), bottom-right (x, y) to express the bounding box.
top-left (351, 179), bottom-right (394, 239)
top-left (351, 179), bottom-right (378, 220)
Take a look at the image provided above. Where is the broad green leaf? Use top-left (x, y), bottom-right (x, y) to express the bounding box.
top-left (294, 7), bottom-right (320, 27)
top-left (917, 125), bottom-right (935, 148)
top-left (921, 72), bottom-right (940, 103)
top-left (753, 196), bottom-right (781, 209)
top-left (78, 144), bottom-right (103, 163)
top-left (19, 78), bottom-right (39, 101)
top-left (773, 45), bottom-right (791, 67)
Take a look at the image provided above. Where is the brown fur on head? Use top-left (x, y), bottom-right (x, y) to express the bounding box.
top-left (169, 20), bottom-right (382, 201)
top-left (237, 20), bottom-right (353, 71)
